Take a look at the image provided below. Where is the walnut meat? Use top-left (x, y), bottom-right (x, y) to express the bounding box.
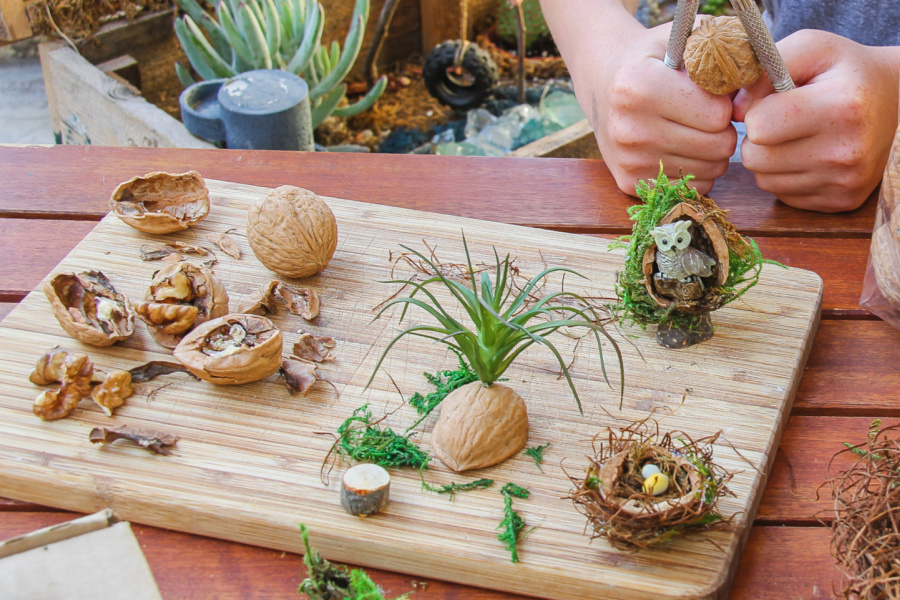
top-left (109, 170), bottom-right (210, 234)
top-left (430, 381), bottom-right (529, 472)
top-left (31, 351), bottom-right (94, 421)
top-left (246, 186), bottom-right (338, 279)
top-left (43, 271), bottom-right (135, 346)
top-left (173, 314), bottom-right (283, 385)
top-left (136, 262), bottom-right (229, 348)
top-left (684, 16), bottom-right (763, 95)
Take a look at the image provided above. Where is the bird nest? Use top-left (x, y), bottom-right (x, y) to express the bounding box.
top-left (825, 422), bottom-right (900, 598)
top-left (567, 420), bottom-right (733, 550)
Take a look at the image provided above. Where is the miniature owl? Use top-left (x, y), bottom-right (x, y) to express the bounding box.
top-left (650, 220), bottom-right (716, 282)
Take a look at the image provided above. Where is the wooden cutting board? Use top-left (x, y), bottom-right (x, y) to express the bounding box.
top-left (0, 179), bottom-right (822, 600)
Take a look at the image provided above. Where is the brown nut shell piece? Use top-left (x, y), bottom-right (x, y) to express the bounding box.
top-left (173, 314), bottom-right (283, 385)
top-left (109, 170), bottom-right (210, 234)
top-left (246, 186), bottom-right (338, 278)
top-left (430, 381), bottom-right (529, 472)
top-left (684, 16), bottom-right (763, 96)
top-left (138, 262), bottom-right (229, 348)
top-left (43, 271), bottom-right (135, 346)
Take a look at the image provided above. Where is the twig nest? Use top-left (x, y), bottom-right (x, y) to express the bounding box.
top-left (134, 261), bottom-right (229, 348)
top-left (109, 171), bottom-right (210, 234)
top-left (684, 16), bottom-right (763, 95)
top-left (43, 271), bottom-right (135, 346)
top-left (642, 202), bottom-right (729, 314)
top-left (173, 314), bottom-right (283, 385)
top-left (567, 422), bottom-right (732, 549)
top-left (246, 185), bottom-right (338, 279)
top-left (431, 381), bottom-right (529, 473)
top-left (340, 463), bottom-right (391, 516)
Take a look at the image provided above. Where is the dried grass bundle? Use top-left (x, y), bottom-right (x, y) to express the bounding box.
top-left (826, 422), bottom-right (900, 599)
top-left (567, 419), bottom-right (733, 549)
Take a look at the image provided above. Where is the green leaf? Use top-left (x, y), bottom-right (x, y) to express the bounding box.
top-left (174, 60), bottom-right (196, 87)
top-left (175, 17), bottom-right (233, 80)
top-left (331, 75), bottom-right (387, 117)
top-left (262, 0), bottom-right (281, 60)
top-left (309, 12), bottom-right (365, 100)
top-left (216, 1), bottom-right (255, 65)
top-left (310, 83), bottom-right (345, 128)
top-left (237, 2), bottom-right (272, 69)
top-left (286, 2), bottom-right (323, 75)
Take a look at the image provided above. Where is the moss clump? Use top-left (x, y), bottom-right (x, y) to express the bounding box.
top-left (611, 164), bottom-right (770, 329)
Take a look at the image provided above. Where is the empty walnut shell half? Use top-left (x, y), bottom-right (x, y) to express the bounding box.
top-left (173, 314), bottom-right (283, 385)
top-left (135, 261), bottom-right (229, 348)
top-left (43, 271), bottom-right (135, 346)
top-left (246, 185), bottom-right (338, 279)
top-left (109, 170), bottom-right (210, 234)
top-left (684, 16), bottom-right (763, 96)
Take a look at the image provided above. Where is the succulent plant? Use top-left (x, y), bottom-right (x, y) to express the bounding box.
top-left (174, 0), bottom-right (387, 128)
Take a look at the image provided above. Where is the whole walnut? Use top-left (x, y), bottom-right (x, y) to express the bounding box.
top-left (246, 186), bottom-right (338, 279)
top-left (684, 16), bottom-right (763, 96)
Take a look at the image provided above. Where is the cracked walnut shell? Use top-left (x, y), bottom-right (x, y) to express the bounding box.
top-left (246, 186), bottom-right (338, 279)
top-left (430, 381), bottom-right (529, 472)
top-left (43, 271), bottom-right (135, 346)
top-left (684, 16), bottom-right (763, 96)
top-left (173, 314), bottom-right (283, 385)
top-left (109, 170), bottom-right (210, 234)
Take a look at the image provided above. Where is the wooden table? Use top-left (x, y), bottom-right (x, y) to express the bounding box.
top-left (1, 144), bottom-right (897, 599)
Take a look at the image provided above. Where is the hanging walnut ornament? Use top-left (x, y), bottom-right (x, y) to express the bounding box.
top-left (109, 171), bottom-right (210, 234)
top-left (684, 16), bottom-right (763, 96)
top-left (246, 186), bottom-right (338, 279)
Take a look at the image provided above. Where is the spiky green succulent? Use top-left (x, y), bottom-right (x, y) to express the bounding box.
top-left (368, 236), bottom-right (624, 412)
top-left (174, 0), bottom-right (387, 128)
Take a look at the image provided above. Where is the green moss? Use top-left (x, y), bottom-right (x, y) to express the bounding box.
top-left (336, 405), bottom-right (429, 470)
top-left (497, 483), bottom-right (531, 563)
top-left (611, 164), bottom-right (773, 329)
top-left (524, 443), bottom-right (551, 472)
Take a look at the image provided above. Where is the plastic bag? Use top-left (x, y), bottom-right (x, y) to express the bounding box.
top-left (860, 105), bottom-right (900, 327)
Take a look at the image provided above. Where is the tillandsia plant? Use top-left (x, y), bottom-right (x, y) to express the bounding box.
top-left (174, 0), bottom-right (387, 128)
top-left (368, 235), bottom-right (624, 473)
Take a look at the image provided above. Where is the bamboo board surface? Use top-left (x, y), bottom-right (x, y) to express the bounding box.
top-left (0, 179), bottom-right (822, 600)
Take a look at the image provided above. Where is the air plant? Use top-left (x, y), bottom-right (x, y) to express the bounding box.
top-left (367, 235), bottom-right (624, 472)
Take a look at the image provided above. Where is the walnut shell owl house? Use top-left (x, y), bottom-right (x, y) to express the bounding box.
top-left (368, 236), bottom-right (624, 473)
top-left (613, 165), bottom-right (769, 348)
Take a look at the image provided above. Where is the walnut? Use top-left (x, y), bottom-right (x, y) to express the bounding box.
top-left (43, 271), bottom-right (135, 346)
top-left (684, 16), bottom-right (763, 96)
top-left (31, 350), bottom-right (94, 421)
top-left (109, 171), bottom-right (210, 234)
top-left (246, 186), bottom-right (338, 279)
top-left (136, 262), bottom-right (229, 348)
top-left (173, 314), bottom-right (283, 385)
top-left (90, 370), bottom-right (134, 416)
top-left (430, 381), bottom-right (529, 472)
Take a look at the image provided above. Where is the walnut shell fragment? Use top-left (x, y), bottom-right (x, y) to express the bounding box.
top-left (90, 426), bottom-right (178, 455)
top-left (246, 186), bottom-right (338, 279)
top-left (173, 314), bottom-right (283, 385)
top-left (431, 381), bottom-right (529, 472)
top-left (684, 16), bottom-right (763, 95)
top-left (279, 284), bottom-right (320, 320)
top-left (871, 222), bottom-right (900, 307)
top-left (109, 170), bottom-right (210, 234)
top-left (292, 333), bottom-right (335, 362)
top-left (43, 271), bottom-right (135, 346)
top-left (281, 357), bottom-right (320, 395)
top-left (136, 262), bottom-right (229, 348)
top-left (236, 280), bottom-right (280, 315)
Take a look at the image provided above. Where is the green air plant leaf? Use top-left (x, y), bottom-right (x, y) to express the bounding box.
top-left (367, 234), bottom-right (625, 411)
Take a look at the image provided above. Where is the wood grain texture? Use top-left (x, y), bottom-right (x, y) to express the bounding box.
top-left (0, 303), bottom-right (15, 322)
top-left (0, 147), bottom-right (877, 236)
top-left (0, 219), bottom-right (96, 299)
top-left (0, 179), bottom-right (822, 600)
top-left (0, 512), bottom-right (837, 600)
top-left (794, 320), bottom-right (900, 415)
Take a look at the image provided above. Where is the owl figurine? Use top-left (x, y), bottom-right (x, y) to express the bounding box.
top-left (650, 221), bottom-right (716, 282)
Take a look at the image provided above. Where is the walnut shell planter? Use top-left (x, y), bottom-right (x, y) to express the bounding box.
top-left (430, 381), bottom-right (529, 472)
top-left (247, 185), bottom-right (338, 279)
top-left (43, 271), bottom-right (135, 346)
top-left (109, 171), bottom-right (210, 234)
top-left (173, 314), bottom-right (283, 385)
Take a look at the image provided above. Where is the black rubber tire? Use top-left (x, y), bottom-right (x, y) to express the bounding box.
top-left (422, 40), bottom-right (499, 111)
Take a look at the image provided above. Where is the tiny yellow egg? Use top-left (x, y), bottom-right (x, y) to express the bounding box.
top-left (643, 472), bottom-right (670, 496)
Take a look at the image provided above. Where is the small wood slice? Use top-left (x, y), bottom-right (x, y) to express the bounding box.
top-left (341, 463), bottom-right (391, 516)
